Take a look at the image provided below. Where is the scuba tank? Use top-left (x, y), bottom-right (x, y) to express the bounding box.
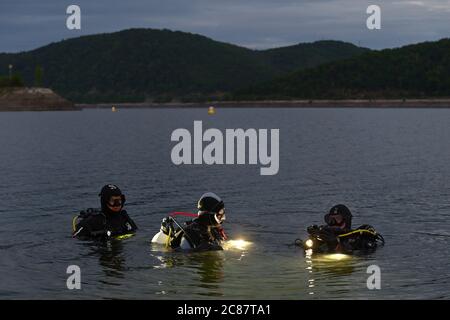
top-left (151, 216), bottom-right (194, 249)
top-left (151, 216), bottom-right (181, 246)
top-left (151, 214), bottom-right (226, 250)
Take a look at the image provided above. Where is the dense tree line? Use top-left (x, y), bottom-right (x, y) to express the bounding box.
top-left (235, 38), bottom-right (450, 100)
top-left (0, 28), bottom-right (367, 103)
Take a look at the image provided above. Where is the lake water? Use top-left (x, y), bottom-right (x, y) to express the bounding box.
top-left (0, 108), bottom-right (449, 299)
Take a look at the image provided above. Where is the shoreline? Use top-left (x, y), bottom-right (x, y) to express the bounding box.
top-left (2, 98), bottom-right (450, 111)
top-left (77, 99), bottom-right (450, 109)
top-left (0, 87), bottom-right (79, 112)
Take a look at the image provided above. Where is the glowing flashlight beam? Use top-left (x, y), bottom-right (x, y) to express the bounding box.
top-left (224, 239), bottom-right (252, 250)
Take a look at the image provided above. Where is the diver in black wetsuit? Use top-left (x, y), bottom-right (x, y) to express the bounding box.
top-left (72, 184), bottom-right (138, 240)
top-left (165, 192), bottom-right (227, 251)
top-left (304, 204), bottom-right (384, 253)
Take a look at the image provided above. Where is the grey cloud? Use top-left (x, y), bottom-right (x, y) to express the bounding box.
top-left (0, 0), bottom-right (448, 52)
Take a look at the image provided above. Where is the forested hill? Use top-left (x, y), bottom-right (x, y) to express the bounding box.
top-left (0, 28), bottom-right (368, 103)
top-left (235, 38), bottom-right (450, 100)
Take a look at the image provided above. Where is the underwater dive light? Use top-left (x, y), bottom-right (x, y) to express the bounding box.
top-left (305, 239), bottom-right (314, 248)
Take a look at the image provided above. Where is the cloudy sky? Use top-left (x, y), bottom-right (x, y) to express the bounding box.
top-left (0, 0), bottom-right (449, 53)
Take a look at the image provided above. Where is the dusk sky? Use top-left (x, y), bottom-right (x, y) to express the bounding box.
top-left (1, 0), bottom-right (449, 53)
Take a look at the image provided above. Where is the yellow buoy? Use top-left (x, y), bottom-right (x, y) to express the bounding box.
top-left (112, 106), bottom-right (117, 112)
top-left (207, 106), bottom-right (216, 115)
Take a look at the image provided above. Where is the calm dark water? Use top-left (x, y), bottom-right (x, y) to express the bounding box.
top-left (0, 108), bottom-right (449, 299)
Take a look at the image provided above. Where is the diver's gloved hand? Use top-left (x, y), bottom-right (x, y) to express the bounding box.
top-left (161, 216), bottom-right (174, 235)
top-left (318, 226), bottom-right (341, 243)
top-left (162, 216), bottom-right (172, 224)
top-left (307, 225), bottom-right (319, 234)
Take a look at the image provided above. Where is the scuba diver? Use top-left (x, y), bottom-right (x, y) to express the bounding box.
top-left (72, 184), bottom-right (138, 240)
top-left (297, 204), bottom-right (384, 253)
top-left (152, 192), bottom-right (227, 251)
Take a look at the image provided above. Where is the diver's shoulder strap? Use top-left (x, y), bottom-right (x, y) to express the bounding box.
top-left (74, 208), bottom-right (105, 230)
top-left (79, 208), bottom-right (104, 218)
